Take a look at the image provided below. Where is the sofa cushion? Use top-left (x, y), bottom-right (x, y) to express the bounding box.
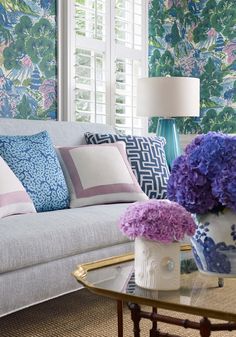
top-left (85, 133), bottom-right (170, 199)
top-left (0, 157), bottom-right (36, 218)
top-left (58, 142), bottom-right (148, 207)
top-left (0, 203), bottom-right (132, 274)
top-left (0, 131), bottom-right (69, 212)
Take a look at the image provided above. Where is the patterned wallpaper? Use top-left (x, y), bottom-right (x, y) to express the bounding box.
top-left (148, 0), bottom-right (236, 134)
top-left (0, 0), bottom-right (57, 120)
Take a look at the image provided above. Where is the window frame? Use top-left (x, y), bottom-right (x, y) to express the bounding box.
top-left (58, 0), bottom-right (148, 133)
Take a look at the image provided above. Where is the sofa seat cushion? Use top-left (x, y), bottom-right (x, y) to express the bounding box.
top-left (0, 203), bottom-right (132, 274)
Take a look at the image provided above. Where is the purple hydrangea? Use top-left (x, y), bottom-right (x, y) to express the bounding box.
top-left (168, 132), bottom-right (236, 214)
top-left (184, 134), bottom-right (204, 155)
top-left (118, 200), bottom-right (196, 244)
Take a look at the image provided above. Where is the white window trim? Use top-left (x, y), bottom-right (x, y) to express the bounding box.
top-left (58, 0), bottom-right (148, 133)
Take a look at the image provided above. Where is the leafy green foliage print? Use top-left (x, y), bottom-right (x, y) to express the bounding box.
top-left (0, 0), bottom-right (57, 120)
top-left (0, 24), bottom-right (12, 44)
top-left (16, 95), bottom-right (33, 119)
top-left (148, 0), bottom-right (236, 134)
top-left (149, 0), bottom-right (165, 46)
top-left (200, 58), bottom-right (223, 107)
top-left (149, 50), bottom-right (183, 77)
top-left (0, 0), bottom-right (35, 15)
top-left (3, 16), bottom-right (56, 78)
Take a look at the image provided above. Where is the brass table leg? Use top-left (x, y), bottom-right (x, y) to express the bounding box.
top-left (117, 300), bottom-right (123, 337)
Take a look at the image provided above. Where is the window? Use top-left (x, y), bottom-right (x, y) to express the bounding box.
top-left (59, 0), bottom-right (148, 135)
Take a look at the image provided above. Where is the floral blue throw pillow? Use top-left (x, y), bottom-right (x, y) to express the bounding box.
top-left (0, 131), bottom-right (69, 212)
top-left (85, 133), bottom-right (170, 199)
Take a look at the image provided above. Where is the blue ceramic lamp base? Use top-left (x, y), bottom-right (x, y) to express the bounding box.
top-left (156, 118), bottom-right (181, 168)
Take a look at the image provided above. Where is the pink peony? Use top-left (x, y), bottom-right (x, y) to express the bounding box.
top-left (21, 55), bottom-right (32, 67)
top-left (39, 80), bottom-right (56, 109)
top-left (223, 41), bottom-right (236, 65)
top-left (207, 28), bottom-right (217, 37)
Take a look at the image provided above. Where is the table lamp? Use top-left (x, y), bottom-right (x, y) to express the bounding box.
top-left (137, 76), bottom-right (200, 168)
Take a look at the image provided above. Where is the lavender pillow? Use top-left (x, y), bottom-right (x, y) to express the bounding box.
top-left (85, 133), bottom-right (170, 199)
top-left (58, 142), bottom-right (148, 208)
top-left (0, 157), bottom-right (36, 218)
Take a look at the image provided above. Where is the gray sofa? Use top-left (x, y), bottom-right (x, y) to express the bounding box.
top-left (0, 119), bottom-right (134, 317)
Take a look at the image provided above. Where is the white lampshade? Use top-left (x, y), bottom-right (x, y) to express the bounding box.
top-left (137, 77), bottom-right (200, 118)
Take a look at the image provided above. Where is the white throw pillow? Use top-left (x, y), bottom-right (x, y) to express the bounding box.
top-left (58, 142), bottom-right (148, 207)
top-left (0, 156), bottom-right (36, 218)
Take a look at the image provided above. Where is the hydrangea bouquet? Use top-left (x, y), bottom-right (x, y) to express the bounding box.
top-left (167, 132), bottom-right (236, 276)
top-left (167, 132), bottom-right (236, 214)
top-left (119, 199), bottom-right (196, 244)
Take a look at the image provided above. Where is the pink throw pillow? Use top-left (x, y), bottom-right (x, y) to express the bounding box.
top-left (0, 157), bottom-right (36, 218)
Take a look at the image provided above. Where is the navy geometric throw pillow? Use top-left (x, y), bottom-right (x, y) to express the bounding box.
top-left (85, 133), bottom-right (170, 199)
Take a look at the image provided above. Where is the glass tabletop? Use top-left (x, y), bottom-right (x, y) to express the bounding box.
top-left (73, 247), bottom-right (236, 322)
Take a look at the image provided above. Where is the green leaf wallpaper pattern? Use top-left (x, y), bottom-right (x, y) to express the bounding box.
top-left (148, 0), bottom-right (236, 134)
top-left (0, 0), bottom-right (57, 120)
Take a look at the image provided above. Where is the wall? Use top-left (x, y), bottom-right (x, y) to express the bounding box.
top-left (0, 0), bottom-right (57, 120)
top-left (148, 0), bottom-right (236, 134)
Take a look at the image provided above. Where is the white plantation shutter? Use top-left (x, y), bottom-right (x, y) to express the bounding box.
top-left (115, 58), bottom-right (142, 134)
top-left (75, 0), bottom-right (106, 40)
top-left (75, 49), bottom-right (106, 123)
top-left (60, 0), bottom-right (147, 134)
top-left (115, 0), bottom-right (142, 50)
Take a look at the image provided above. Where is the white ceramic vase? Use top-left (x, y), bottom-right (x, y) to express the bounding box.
top-left (134, 237), bottom-right (180, 290)
top-left (191, 208), bottom-right (236, 276)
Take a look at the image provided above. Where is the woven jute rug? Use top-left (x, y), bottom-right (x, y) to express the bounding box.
top-left (0, 289), bottom-right (233, 337)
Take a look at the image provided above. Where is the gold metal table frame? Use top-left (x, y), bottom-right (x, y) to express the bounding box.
top-left (73, 245), bottom-right (236, 337)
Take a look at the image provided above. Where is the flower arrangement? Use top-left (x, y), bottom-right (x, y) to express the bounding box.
top-left (119, 199), bottom-right (196, 244)
top-left (167, 132), bottom-right (236, 214)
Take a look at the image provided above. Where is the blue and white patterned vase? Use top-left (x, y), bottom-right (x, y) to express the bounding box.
top-left (191, 208), bottom-right (236, 276)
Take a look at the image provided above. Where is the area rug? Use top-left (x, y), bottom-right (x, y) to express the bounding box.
top-left (0, 289), bottom-right (233, 337)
